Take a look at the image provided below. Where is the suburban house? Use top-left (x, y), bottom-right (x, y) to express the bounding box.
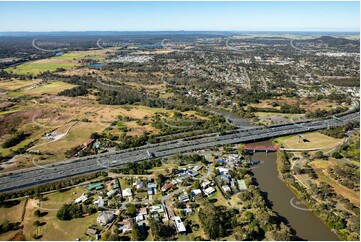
top-left (161, 183), bottom-right (174, 192)
top-left (122, 188), bottom-right (133, 197)
top-left (203, 187), bottom-right (216, 196)
top-left (119, 218), bottom-right (134, 234)
top-left (178, 194), bottom-right (190, 203)
top-left (147, 183), bottom-right (157, 195)
top-left (174, 216), bottom-right (187, 233)
top-left (107, 189), bottom-right (117, 198)
top-left (191, 189), bottom-right (202, 197)
top-left (94, 196), bottom-right (108, 207)
top-left (97, 211), bottom-right (115, 226)
top-left (200, 180), bottom-right (211, 189)
top-left (150, 204), bottom-right (164, 213)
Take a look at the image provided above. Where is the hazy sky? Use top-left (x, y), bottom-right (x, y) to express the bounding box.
top-left (0, 1), bottom-right (359, 32)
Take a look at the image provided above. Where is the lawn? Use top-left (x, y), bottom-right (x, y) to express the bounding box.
top-left (0, 199), bottom-right (26, 224)
top-left (274, 132), bottom-right (343, 152)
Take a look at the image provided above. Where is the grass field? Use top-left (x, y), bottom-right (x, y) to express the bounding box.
top-left (5, 51), bottom-right (106, 75)
top-left (0, 79), bottom-right (34, 91)
top-left (26, 81), bottom-right (77, 96)
top-left (274, 132), bottom-right (343, 152)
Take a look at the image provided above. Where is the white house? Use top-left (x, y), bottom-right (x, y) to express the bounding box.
top-left (122, 188), bottom-right (133, 197)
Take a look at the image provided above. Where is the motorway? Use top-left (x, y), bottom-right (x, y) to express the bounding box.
top-left (0, 111), bottom-right (359, 193)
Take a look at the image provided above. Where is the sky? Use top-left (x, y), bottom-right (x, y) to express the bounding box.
top-left (0, 1), bottom-right (359, 32)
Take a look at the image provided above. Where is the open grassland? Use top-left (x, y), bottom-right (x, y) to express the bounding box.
top-left (26, 81), bottom-right (77, 96)
top-left (21, 186), bottom-right (97, 241)
top-left (5, 50), bottom-right (107, 75)
top-left (273, 132), bottom-right (343, 152)
top-left (251, 97), bottom-right (343, 112)
top-left (0, 78), bottom-right (34, 91)
top-left (1, 98), bottom-right (169, 168)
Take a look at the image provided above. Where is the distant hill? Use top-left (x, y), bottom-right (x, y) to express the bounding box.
top-left (311, 36), bottom-right (359, 47)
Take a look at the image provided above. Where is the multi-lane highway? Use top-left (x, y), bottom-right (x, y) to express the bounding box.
top-left (0, 112), bottom-right (359, 193)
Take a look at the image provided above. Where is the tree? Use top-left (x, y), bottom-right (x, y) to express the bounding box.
top-left (34, 209), bottom-right (41, 217)
top-left (33, 220), bottom-right (41, 227)
top-left (125, 204), bottom-right (137, 217)
top-left (131, 223), bottom-right (141, 241)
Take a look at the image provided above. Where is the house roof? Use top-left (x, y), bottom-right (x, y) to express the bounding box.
top-left (174, 216), bottom-right (186, 233)
top-left (97, 212), bottom-right (114, 225)
top-left (122, 188), bottom-right (133, 197)
top-left (86, 228), bottom-right (98, 235)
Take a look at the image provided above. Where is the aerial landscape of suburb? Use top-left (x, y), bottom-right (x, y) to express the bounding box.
top-left (0, 1), bottom-right (359, 241)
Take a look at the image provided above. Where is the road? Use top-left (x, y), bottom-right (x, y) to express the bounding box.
top-left (0, 111), bottom-right (358, 193)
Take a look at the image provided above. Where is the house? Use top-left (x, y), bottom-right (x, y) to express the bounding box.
top-left (193, 165), bottom-right (203, 171)
top-left (97, 211), bottom-right (115, 225)
top-left (200, 180), bottom-right (211, 189)
top-left (187, 170), bottom-right (199, 177)
top-left (113, 183), bottom-right (120, 189)
top-left (86, 228), bottom-right (98, 236)
top-left (182, 208), bottom-right (193, 216)
top-left (82, 139), bottom-right (95, 148)
top-left (174, 216), bottom-right (186, 233)
top-left (178, 194), bottom-right (190, 202)
top-left (86, 183), bottom-right (104, 191)
top-left (119, 218), bottom-right (134, 233)
top-left (107, 189), bottom-right (117, 198)
top-left (147, 183), bottom-right (157, 195)
top-left (161, 183), bottom-right (174, 192)
top-left (133, 180), bottom-right (146, 190)
top-left (221, 174), bottom-right (231, 184)
top-left (203, 187), bottom-right (216, 196)
top-left (122, 188), bottom-right (133, 197)
top-left (237, 180), bottom-right (248, 191)
top-left (137, 207), bottom-right (147, 216)
top-left (75, 193), bottom-right (88, 203)
top-left (135, 214), bottom-right (145, 222)
top-left (191, 189), bottom-right (202, 197)
top-left (217, 167), bottom-right (229, 175)
top-left (222, 185), bottom-right (231, 193)
top-left (94, 196), bottom-right (108, 207)
top-left (150, 204), bottom-right (164, 213)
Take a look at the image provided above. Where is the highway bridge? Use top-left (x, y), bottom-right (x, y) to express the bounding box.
top-left (0, 111), bottom-right (358, 193)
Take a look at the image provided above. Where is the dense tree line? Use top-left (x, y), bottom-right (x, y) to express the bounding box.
top-left (1, 131), bottom-right (28, 148)
top-left (320, 121), bottom-right (359, 139)
top-left (58, 84), bottom-right (89, 97)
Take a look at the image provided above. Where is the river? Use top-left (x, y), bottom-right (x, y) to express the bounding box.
top-left (250, 140), bottom-right (339, 241)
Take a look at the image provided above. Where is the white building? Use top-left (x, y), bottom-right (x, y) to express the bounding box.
top-left (203, 187), bottom-right (216, 196)
top-left (174, 216), bottom-right (186, 233)
top-left (122, 188), bottom-right (133, 197)
top-left (75, 193), bottom-right (88, 203)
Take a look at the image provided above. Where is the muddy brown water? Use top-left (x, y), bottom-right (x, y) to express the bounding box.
top-left (250, 141), bottom-right (339, 241)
